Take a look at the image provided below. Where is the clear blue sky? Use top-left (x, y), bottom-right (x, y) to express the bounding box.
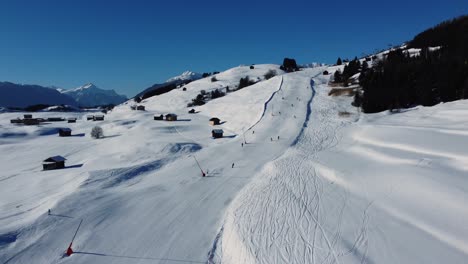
top-left (0, 0), bottom-right (466, 97)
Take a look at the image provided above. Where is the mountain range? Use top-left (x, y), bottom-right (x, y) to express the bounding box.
top-left (0, 82), bottom-right (127, 109)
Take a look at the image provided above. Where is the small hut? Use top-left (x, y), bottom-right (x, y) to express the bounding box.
top-left (24, 114), bottom-right (33, 119)
top-left (10, 118), bottom-right (23, 124)
top-left (93, 115), bottom-right (104, 121)
top-left (86, 115), bottom-right (94, 120)
top-left (136, 105), bottom-right (145, 111)
top-left (47, 117), bottom-right (65, 122)
top-left (188, 109), bottom-right (196, 114)
top-left (58, 128), bottom-right (72, 137)
top-left (165, 113), bottom-right (178, 121)
top-left (24, 118), bottom-right (40, 125)
top-left (209, 117), bottom-right (221, 126)
top-left (67, 118), bottom-right (77, 123)
top-left (43, 156), bottom-right (66, 170)
top-left (154, 114), bottom-right (164, 120)
top-left (212, 129), bottom-right (224, 138)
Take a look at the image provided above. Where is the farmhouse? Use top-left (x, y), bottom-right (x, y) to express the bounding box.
top-left (209, 117), bottom-right (221, 126)
top-left (42, 156), bottom-right (66, 170)
top-left (47, 117), bottom-right (65, 122)
top-left (58, 128), bottom-right (72, 137)
top-left (10, 118), bottom-right (23, 124)
top-left (24, 118), bottom-right (40, 125)
top-left (212, 129), bottom-right (224, 138)
top-left (165, 113), bottom-right (177, 121)
top-left (94, 115), bottom-right (105, 121)
top-left (154, 114), bottom-right (164, 120)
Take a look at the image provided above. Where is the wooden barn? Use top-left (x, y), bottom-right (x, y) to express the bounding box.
top-left (47, 117), bottom-right (65, 122)
top-left (154, 114), bottom-right (164, 120)
top-left (24, 118), bottom-right (40, 125)
top-left (43, 156), bottom-right (66, 170)
top-left (86, 115), bottom-right (94, 120)
top-left (165, 113), bottom-right (177, 121)
top-left (58, 128), bottom-right (72, 137)
top-left (209, 117), bottom-right (221, 126)
top-left (212, 129), bottom-right (224, 138)
top-left (93, 115), bottom-right (105, 121)
top-left (10, 118), bottom-right (23, 124)
top-left (136, 105), bottom-right (145, 111)
top-left (68, 118), bottom-right (77, 123)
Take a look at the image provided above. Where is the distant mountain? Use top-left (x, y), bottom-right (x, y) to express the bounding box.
top-left (0, 82), bottom-right (77, 108)
top-left (61, 83), bottom-right (127, 107)
top-left (166, 71), bottom-right (202, 83)
top-left (135, 71), bottom-right (202, 101)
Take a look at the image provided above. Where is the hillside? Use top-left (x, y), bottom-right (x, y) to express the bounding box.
top-left (1, 63), bottom-right (468, 264)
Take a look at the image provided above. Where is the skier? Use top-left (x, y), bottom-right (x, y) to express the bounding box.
top-left (278, 136), bottom-right (280, 140)
top-left (252, 130), bottom-right (255, 134)
top-left (241, 143), bottom-right (244, 147)
top-left (48, 209), bottom-right (51, 215)
top-left (232, 163), bottom-right (235, 168)
top-left (270, 137), bottom-right (273, 142)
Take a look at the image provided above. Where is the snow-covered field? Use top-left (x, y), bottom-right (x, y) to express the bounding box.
top-left (1, 64), bottom-right (468, 264)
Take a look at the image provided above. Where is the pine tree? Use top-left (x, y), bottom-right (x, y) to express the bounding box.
top-left (336, 57), bottom-right (342, 65)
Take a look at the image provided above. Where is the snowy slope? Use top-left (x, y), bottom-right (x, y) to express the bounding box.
top-left (1, 64), bottom-right (468, 264)
top-left (214, 72), bottom-right (468, 264)
top-left (0, 82), bottom-right (77, 108)
top-left (165, 71), bottom-right (202, 83)
top-left (137, 64), bottom-right (285, 114)
top-left (62, 83), bottom-right (127, 107)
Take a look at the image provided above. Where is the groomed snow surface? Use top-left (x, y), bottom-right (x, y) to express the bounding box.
top-left (1, 64), bottom-right (468, 264)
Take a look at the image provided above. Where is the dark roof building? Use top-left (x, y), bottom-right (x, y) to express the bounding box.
top-left (43, 156), bottom-right (66, 170)
top-left (59, 128), bottom-right (72, 137)
top-left (93, 115), bottom-right (105, 121)
top-left (165, 114), bottom-right (177, 121)
top-left (212, 129), bottom-right (224, 138)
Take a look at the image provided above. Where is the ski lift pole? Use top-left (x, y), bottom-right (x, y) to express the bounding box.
top-left (66, 219), bottom-right (83, 256)
top-left (192, 155), bottom-right (206, 177)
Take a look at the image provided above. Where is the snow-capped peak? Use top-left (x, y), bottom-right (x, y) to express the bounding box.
top-left (72, 83), bottom-right (98, 91)
top-left (166, 71), bottom-right (202, 83)
top-left (60, 83), bottom-right (127, 107)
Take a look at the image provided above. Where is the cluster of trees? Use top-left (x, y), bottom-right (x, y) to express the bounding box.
top-left (238, 76), bottom-right (256, 89)
top-left (334, 57), bottom-right (367, 85)
top-left (202, 72), bottom-right (220, 78)
top-left (187, 88), bottom-right (226, 107)
top-left (264, 70), bottom-right (277, 80)
top-left (356, 15), bottom-right (468, 113)
top-left (280, 58), bottom-right (299, 72)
